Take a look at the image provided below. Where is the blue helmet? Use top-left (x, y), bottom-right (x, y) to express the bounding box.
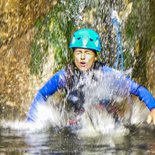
top-left (69, 28), bottom-right (101, 52)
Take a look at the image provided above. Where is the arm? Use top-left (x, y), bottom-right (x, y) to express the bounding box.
top-left (27, 69), bottom-right (66, 122)
top-left (127, 78), bottom-right (155, 124)
top-left (102, 66), bottom-right (155, 124)
top-left (127, 78), bottom-right (155, 110)
top-left (102, 66), bottom-right (155, 110)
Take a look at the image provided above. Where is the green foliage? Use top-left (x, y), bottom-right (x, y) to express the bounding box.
top-left (123, 51), bottom-right (133, 70)
top-left (30, 0), bottom-right (82, 75)
top-left (124, 0), bottom-right (155, 85)
top-left (125, 0), bottom-right (154, 51)
top-left (30, 0), bottom-right (155, 80)
top-left (125, 15), bottom-right (138, 42)
top-left (30, 15), bottom-right (53, 75)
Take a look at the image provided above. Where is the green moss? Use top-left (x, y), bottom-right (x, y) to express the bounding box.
top-left (123, 51), bottom-right (133, 70)
top-left (124, 0), bottom-right (155, 85)
top-left (30, 0), bottom-right (80, 75)
top-left (30, 16), bottom-right (51, 75)
top-left (30, 0), bottom-right (155, 84)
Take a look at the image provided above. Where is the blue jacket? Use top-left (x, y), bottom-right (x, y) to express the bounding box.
top-left (27, 66), bottom-right (155, 122)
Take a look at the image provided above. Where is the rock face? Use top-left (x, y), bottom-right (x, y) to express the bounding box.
top-left (146, 47), bottom-right (155, 95)
top-left (0, 0), bottom-right (57, 46)
top-left (0, 0), bottom-right (155, 120)
top-left (128, 0), bottom-right (155, 93)
top-left (0, 29), bottom-right (39, 119)
top-left (0, 0), bottom-right (57, 119)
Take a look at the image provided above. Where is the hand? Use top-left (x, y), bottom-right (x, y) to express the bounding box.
top-left (147, 108), bottom-right (155, 125)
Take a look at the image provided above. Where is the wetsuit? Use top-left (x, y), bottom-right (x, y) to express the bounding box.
top-left (27, 62), bottom-right (155, 122)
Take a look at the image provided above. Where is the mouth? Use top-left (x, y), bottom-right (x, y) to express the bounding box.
top-left (80, 62), bottom-right (86, 67)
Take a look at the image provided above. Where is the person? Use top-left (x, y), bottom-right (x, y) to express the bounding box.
top-left (27, 28), bottom-right (155, 125)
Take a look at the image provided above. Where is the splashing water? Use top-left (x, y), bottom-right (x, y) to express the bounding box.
top-left (0, 1), bottom-right (150, 138)
top-left (67, 69), bottom-right (130, 136)
top-left (1, 66), bottom-right (149, 139)
top-left (1, 0), bottom-right (155, 154)
top-left (0, 69), bottom-right (140, 137)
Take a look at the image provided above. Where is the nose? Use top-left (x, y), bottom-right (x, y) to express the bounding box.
top-left (81, 52), bottom-right (85, 60)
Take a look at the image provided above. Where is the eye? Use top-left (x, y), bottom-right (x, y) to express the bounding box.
top-left (85, 51), bottom-right (91, 54)
top-left (75, 50), bottom-right (82, 54)
top-left (77, 37), bottom-right (81, 40)
top-left (90, 38), bottom-right (93, 41)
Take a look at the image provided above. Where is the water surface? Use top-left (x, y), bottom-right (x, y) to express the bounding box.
top-left (0, 121), bottom-right (155, 155)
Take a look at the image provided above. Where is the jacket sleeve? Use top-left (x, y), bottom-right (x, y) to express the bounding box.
top-left (27, 69), bottom-right (66, 122)
top-left (102, 66), bottom-right (155, 110)
top-left (127, 78), bottom-right (155, 110)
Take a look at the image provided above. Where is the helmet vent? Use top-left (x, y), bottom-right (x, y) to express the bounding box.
top-left (90, 38), bottom-right (93, 41)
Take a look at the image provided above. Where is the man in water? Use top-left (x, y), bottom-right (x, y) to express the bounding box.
top-left (27, 28), bottom-right (155, 125)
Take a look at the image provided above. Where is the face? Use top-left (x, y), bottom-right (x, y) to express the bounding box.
top-left (74, 48), bottom-right (97, 72)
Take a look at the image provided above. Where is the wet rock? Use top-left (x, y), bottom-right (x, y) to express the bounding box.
top-left (0, 0), bottom-right (58, 46)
